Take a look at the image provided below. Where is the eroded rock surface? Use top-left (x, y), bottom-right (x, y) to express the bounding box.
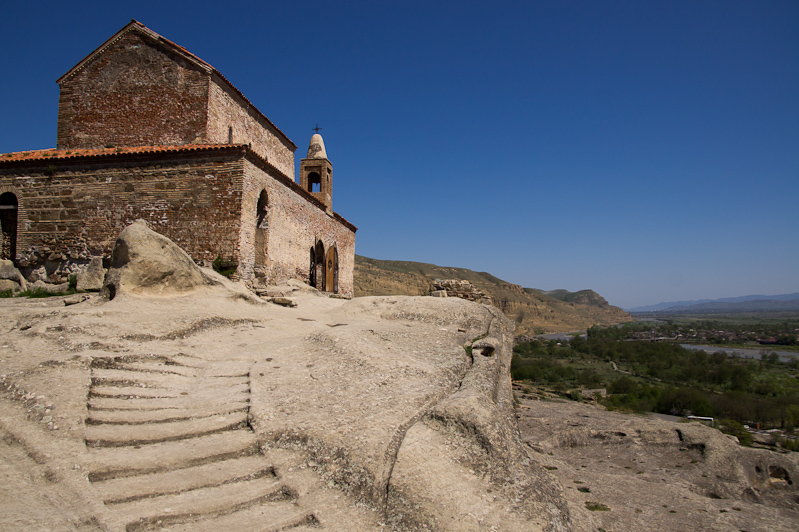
top-left (0, 283), bottom-right (567, 531)
top-left (516, 394), bottom-right (799, 531)
top-left (101, 220), bottom-right (260, 305)
top-left (102, 220), bottom-right (213, 298)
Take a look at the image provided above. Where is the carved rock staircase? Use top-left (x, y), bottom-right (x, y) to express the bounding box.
top-left (84, 354), bottom-right (373, 531)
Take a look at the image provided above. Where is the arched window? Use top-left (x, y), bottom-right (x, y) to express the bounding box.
top-left (0, 192), bottom-right (18, 261)
top-left (256, 190), bottom-right (268, 229)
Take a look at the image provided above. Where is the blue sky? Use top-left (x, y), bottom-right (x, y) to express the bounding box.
top-left (1, 1), bottom-right (797, 309)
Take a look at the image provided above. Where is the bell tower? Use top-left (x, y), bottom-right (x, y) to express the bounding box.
top-left (299, 133), bottom-right (332, 212)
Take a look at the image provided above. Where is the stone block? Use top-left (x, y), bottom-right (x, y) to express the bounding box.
top-left (77, 256), bottom-right (106, 292)
top-left (64, 294), bottom-right (90, 306)
top-left (270, 297), bottom-right (297, 307)
top-left (0, 279), bottom-right (21, 293)
top-left (32, 280), bottom-right (70, 294)
top-left (0, 260), bottom-right (27, 290)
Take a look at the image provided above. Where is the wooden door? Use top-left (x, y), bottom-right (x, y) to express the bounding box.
top-left (325, 246), bottom-right (338, 294)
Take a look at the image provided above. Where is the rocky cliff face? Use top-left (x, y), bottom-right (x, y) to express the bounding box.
top-left (355, 255), bottom-right (631, 334)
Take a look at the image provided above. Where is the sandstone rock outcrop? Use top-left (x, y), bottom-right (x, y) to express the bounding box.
top-left (32, 279), bottom-right (70, 294)
top-left (100, 220), bottom-right (260, 304)
top-left (0, 278), bottom-right (21, 293)
top-left (102, 220), bottom-right (208, 298)
top-left (250, 296), bottom-right (570, 530)
top-left (0, 259), bottom-right (26, 291)
top-left (76, 256), bottom-right (105, 292)
top-left (516, 392), bottom-right (799, 531)
top-left (430, 278), bottom-right (493, 304)
top-left (0, 282), bottom-right (571, 530)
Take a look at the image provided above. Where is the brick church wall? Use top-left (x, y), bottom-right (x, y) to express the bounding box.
top-left (206, 77), bottom-right (295, 178)
top-left (0, 147), bottom-right (355, 295)
top-left (239, 158), bottom-right (356, 297)
top-left (57, 31), bottom-right (210, 151)
top-left (0, 151), bottom-right (243, 272)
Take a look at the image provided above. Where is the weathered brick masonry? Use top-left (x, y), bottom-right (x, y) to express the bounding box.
top-left (57, 21), bottom-right (296, 178)
top-left (240, 156), bottom-right (355, 296)
top-left (0, 20), bottom-right (356, 296)
top-left (56, 31), bottom-right (210, 154)
top-left (1, 147), bottom-right (243, 268)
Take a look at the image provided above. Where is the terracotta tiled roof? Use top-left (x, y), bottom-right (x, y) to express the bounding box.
top-left (0, 144), bottom-right (245, 163)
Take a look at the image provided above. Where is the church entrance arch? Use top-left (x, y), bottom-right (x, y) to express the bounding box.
top-left (325, 246), bottom-right (338, 294)
top-left (309, 246), bottom-right (316, 287)
top-left (314, 240), bottom-right (325, 291)
top-left (0, 192), bottom-right (18, 261)
top-left (254, 190), bottom-right (268, 267)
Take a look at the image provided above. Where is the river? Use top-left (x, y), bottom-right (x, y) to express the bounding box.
top-left (529, 334), bottom-right (798, 362)
top-left (679, 344), bottom-right (798, 363)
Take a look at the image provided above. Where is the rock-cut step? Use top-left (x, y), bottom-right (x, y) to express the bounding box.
top-left (87, 430), bottom-right (259, 482)
top-left (89, 382), bottom-right (250, 400)
top-left (112, 360), bottom-right (250, 378)
top-left (109, 474), bottom-right (295, 532)
top-left (157, 505), bottom-right (319, 532)
top-left (91, 368), bottom-right (247, 391)
top-left (85, 411), bottom-right (249, 447)
top-left (93, 455), bottom-right (277, 505)
top-left (87, 402), bottom-right (249, 424)
top-left (88, 391), bottom-right (249, 411)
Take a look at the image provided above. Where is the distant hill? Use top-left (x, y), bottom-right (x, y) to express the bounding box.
top-left (629, 293), bottom-right (799, 313)
top-left (354, 255), bottom-right (631, 334)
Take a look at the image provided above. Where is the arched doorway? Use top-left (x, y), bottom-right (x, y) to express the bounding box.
top-left (0, 192), bottom-right (18, 261)
top-left (309, 246), bottom-right (316, 287)
top-left (314, 240), bottom-right (325, 291)
top-left (325, 246), bottom-right (339, 294)
top-left (254, 191), bottom-right (268, 267)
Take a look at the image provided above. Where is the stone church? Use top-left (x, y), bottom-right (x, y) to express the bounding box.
top-left (0, 20), bottom-right (356, 296)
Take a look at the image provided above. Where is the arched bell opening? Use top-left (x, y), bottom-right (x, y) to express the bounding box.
top-left (307, 172), bottom-right (321, 193)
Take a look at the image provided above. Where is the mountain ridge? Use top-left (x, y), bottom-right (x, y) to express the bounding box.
top-left (354, 255), bottom-right (631, 334)
top-left (628, 293), bottom-right (799, 313)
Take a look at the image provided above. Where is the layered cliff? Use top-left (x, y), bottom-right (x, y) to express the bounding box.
top-left (354, 255), bottom-right (631, 334)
